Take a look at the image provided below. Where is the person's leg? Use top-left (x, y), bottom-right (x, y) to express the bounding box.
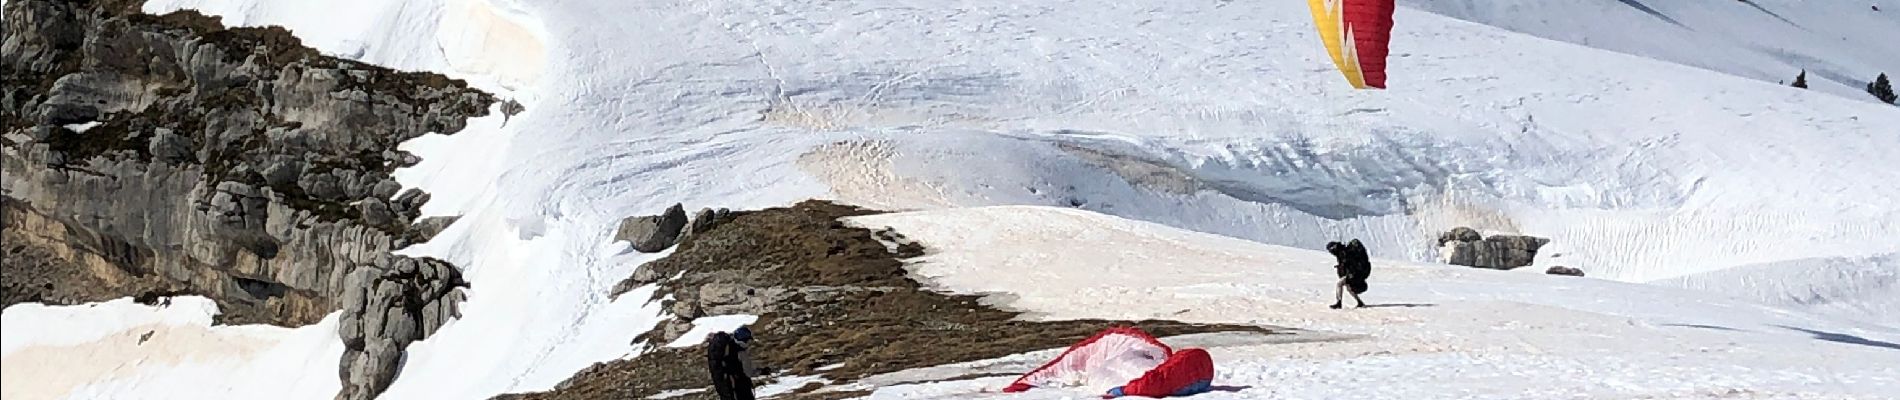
top-left (1330, 278), bottom-right (1346, 309)
top-left (1348, 286), bottom-right (1366, 308)
top-left (732, 373), bottom-right (756, 400)
top-left (710, 367), bottom-right (736, 400)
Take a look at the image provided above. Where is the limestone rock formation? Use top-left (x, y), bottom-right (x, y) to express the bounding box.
top-left (1437, 227), bottom-right (1550, 269)
top-left (336, 258), bottom-right (467, 400)
top-left (2, 1), bottom-right (493, 398)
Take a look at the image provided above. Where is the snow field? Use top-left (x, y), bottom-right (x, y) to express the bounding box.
top-left (845, 206), bottom-right (1900, 399)
top-left (1, 298), bottom-right (345, 400)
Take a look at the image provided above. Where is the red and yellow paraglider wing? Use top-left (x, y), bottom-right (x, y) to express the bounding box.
top-left (1308, 0), bottom-right (1395, 89)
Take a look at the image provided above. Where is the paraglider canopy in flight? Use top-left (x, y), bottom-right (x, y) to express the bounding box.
top-left (1308, 0), bottom-right (1396, 89)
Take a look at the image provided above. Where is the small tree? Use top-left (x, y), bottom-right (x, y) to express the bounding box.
top-left (1791, 70), bottom-right (1808, 88)
top-left (1870, 73), bottom-right (1897, 104)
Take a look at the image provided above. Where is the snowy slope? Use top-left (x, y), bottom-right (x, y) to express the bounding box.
top-left (4, 0), bottom-right (1898, 398)
top-left (1402, 0), bottom-right (1900, 102)
top-left (1656, 253), bottom-right (1900, 327)
top-left (845, 206), bottom-right (1900, 399)
top-left (1, 298), bottom-right (345, 400)
top-left (143, 0), bottom-right (547, 93)
top-left (138, 0), bottom-right (1900, 283)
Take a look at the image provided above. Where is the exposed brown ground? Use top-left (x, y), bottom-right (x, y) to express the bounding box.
top-left (498, 201), bottom-right (1272, 400)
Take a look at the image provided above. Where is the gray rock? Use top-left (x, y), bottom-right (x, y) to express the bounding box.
top-left (382, 306), bottom-right (419, 342)
top-left (615, 203), bottom-right (688, 252)
top-left (394, 152), bottom-right (422, 168)
top-left (261, 158), bottom-right (303, 187)
top-left (1437, 228), bottom-right (1549, 270)
top-left (500, 98), bottom-right (525, 119)
top-left (694, 283), bottom-right (789, 317)
top-left (300, 172), bottom-right (345, 200)
top-left (147, 129), bottom-right (194, 163)
top-left (26, 126), bottom-right (57, 141)
top-left (659, 320), bottom-right (693, 344)
top-left (336, 169), bottom-right (367, 199)
top-left (370, 180), bottom-right (402, 200)
top-left (335, 259), bottom-right (466, 400)
top-left (1546, 266), bottom-right (1585, 277)
top-left (38, 102), bottom-right (99, 126)
top-left (359, 199), bottom-right (394, 227)
top-left (627, 265), bottom-right (667, 286)
top-left (670, 299), bottom-right (704, 320)
top-left (681, 208), bottom-right (715, 238)
top-left (679, 207), bottom-right (733, 241)
top-left (339, 339), bottom-right (401, 400)
top-left (1438, 226), bottom-right (1483, 245)
top-left (408, 216), bottom-right (459, 242)
top-left (5, 3), bottom-right (492, 399)
top-left (391, 189), bottom-right (430, 217)
top-left (698, 283), bottom-right (751, 306)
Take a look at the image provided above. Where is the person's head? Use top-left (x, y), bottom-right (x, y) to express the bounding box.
top-left (1326, 241), bottom-right (1346, 256)
top-left (733, 326), bottom-right (753, 343)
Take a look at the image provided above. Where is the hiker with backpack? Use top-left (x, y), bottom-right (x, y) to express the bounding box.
top-left (1327, 239), bottom-right (1373, 309)
top-left (705, 326), bottom-right (761, 400)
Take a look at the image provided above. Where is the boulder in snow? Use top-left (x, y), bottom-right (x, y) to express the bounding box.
top-left (1438, 227), bottom-right (1549, 269)
top-left (1546, 266), bottom-right (1585, 277)
top-left (1438, 226), bottom-right (1484, 244)
top-left (615, 203), bottom-right (689, 252)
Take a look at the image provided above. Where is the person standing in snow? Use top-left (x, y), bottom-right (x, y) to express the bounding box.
top-left (1327, 239), bottom-right (1373, 309)
top-left (704, 329), bottom-right (756, 400)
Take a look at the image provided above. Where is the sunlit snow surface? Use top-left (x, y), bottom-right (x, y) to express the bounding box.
top-left (4, 0), bottom-right (1897, 398)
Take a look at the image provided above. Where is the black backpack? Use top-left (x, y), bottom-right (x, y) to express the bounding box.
top-left (1345, 239), bottom-right (1372, 279)
top-left (706, 332), bottom-right (736, 364)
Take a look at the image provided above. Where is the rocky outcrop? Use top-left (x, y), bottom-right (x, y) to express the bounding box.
top-left (611, 207), bottom-right (736, 291)
top-left (337, 258), bottom-right (467, 400)
top-left (506, 201), bottom-right (1269, 400)
top-left (2, 197), bottom-right (189, 308)
top-left (1545, 266), bottom-right (1585, 277)
top-left (614, 204), bottom-right (688, 252)
top-left (678, 207), bottom-right (732, 242)
top-left (406, 215), bottom-right (461, 243)
top-left (1437, 227), bottom-right (1549, 269)
top-left (1438, 227), bottom-right (1484, 244)
top-left (3, 1), bottom-right (490, 399)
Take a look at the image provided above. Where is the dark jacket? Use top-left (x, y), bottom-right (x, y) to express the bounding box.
top-left (1327, 239), bottom-right (1373, 293)
top-left (706, 332), bottom-right (746, 375)
top-left (705, 332), bottom-right (755, 400)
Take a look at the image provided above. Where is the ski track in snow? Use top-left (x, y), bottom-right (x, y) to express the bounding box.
top-left (3, 0), bottom-right (1898, 398)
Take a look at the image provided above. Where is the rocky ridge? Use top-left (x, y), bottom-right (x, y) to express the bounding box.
top-left (1, 1), bottom-right (492, 399)
top-left (502, 201), bottom-right (1270, 400)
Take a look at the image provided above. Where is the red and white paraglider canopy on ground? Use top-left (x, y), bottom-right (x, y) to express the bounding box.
top-left (1002, 326), bottom-right (1215, 397)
